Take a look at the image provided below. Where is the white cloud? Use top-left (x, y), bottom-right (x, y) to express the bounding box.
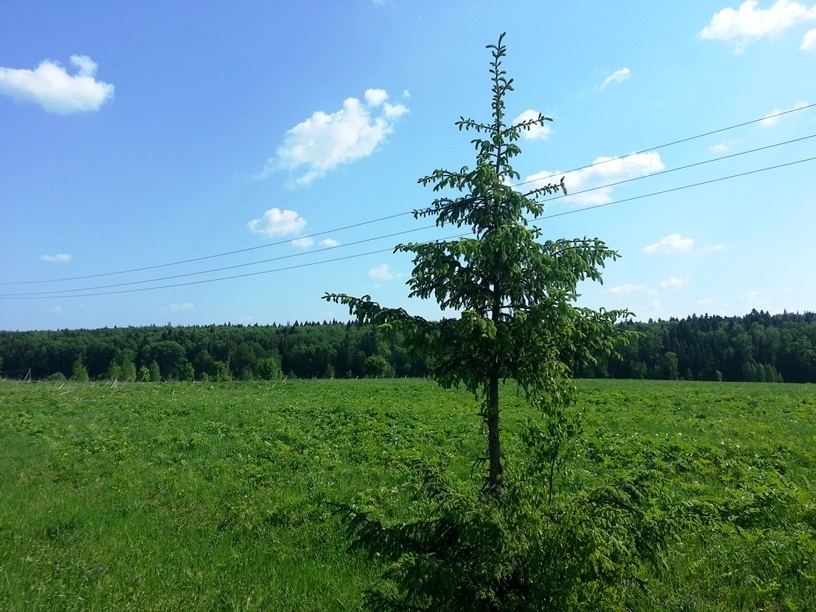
top-left (320, 238), bottom-right (340, 247)
top-left (700, 0), bottom-right (816, 52)
top-left (739, 290), bottom-right (763, 307)
top-left (604, 284), bottom-right (647, 295)
top-left (364, 88), bottom-right (389, 106)
top-left (643, 234), bottom-right (695, 254)
top-left (701, 244), bottom-right (728, 253)
top-left (0, 55), bottom-right (114, 114)
top-left (525, 152), bottom-right (664, 205)
top-left (759, 100), bottom-right (810, 125)
top-left (41, 253), bottom-right (72, 263)
top-left (368, 263), bottom-right (399, 281)
top-left (164, 303), bottom-right (194, 313)
top-left (46, 306), bottom-right (64, 314)
top-left (291, 237), bottom-right (315, 249)
top-left (659, 276), bottom-right (690, 290)
top-left (709, 138), bottom-right (745, 153)
top-left (513, 109), bottom-right (552, 140)
top-left (247, 208), bottom-right (307, 236)
top-left (802, 27), bottom-right (816, 48)
top-left (599, 67), bottom-right (631, 90)
top-left (261, 88), bottom-right (409, 186)
top-left (697, 298), bottom-right (716, 307)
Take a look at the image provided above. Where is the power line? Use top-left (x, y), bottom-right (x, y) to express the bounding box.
top-left (1, 226), bottom-right (436, 297)
top-left (0, 210), bottom-right (413, 286)
top-left (513, 102), bottom-right (816, 190)
top-left (535, 155), bottom-right (816, 221)
top-left (5, 103), bottom-right (813, 287)
top-left (534, 133), bottom-right (816, 206)
top-left (7, 132), bottom-right (807, 298)
top-left (5, 154), bottom-right (814, 300)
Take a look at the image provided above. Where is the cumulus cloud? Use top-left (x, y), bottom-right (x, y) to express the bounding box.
top-left (368, 263), bottom-right (400, 281)
top-left (599, 67), bottom-right (631, 90)
top-left (260, 88), bottom-right (409, 186)
top-left (700, 0), bottom-right (816, 52)
top-left (604, 284), bottom-right (647, 295)
top-left (247, 208), bottom-right (307, 237)
top-left (659, 276), bottom-right (690, 290)
top-left (291, 237), bottom-right (315, 249)
top-left (512, 109), bottom-right (553, 140)
top-left (759, 100), bottom-right (810, 125)
top-left (41, 253), bottom-right (72, 263)
top-left (320, 238), bottom-right (340, 247)
top-left (524, 152), bottom-right (664, 205)
top-left (164, 303), bottom-right (194, 313)
top-left (0, 55), bottom-right (114, 114)
top-left (802, 27), bottom-right (816, 47)
top-left (643, 234), bottom-right (695, 254)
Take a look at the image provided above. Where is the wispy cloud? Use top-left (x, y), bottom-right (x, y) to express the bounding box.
top-left (599, 67), bottom-right (631, 90)
top-left (700, 0), bottom-right (816, 53)
top-left (41, 253), bottom-right (73, 263)
top-left (604, 284), bottom-right (647, 295)
top-left (291, 237), bottom-right (315, 249)
top-left (739, 290), bottom-right (765, 308)
top-left (659, 276), bottom-right (690, 290)
top-left (163, 303), bottom-right (194, 313)
top-left (759, 100), bottom-right (810, 125)
top-left (512, 109), bottom-right (553, 140)
top-left (0, 55), bottom-right (114, 114)
top-left (709, 138), bottom-right (744, 153)
top-left (524, 152), bottom-right (664, 205)
top-left (260, 88), bottom-right (408, 186)
top-left (700, 244), bottom-right (728, 253)
top-left (368, 263), bottom-right (400, 281)
top-left (643, 234), bottom-right (694, 254)
top-left (248, 208), bottom-right (307, 237)
top-left (46, 306), bottom-right (64, 314)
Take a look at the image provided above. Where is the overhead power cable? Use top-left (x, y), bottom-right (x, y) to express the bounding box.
top-left (4, 154), bottom-right (814, 300)
top-left (514, 102), bottom-right (816, 189)
top-left (4, 103), bottom-right (813, 287)
top-left (1, 226), bottom-right (436, 297)
top-left (0, 210), bottom-right (413, 286)
top-left (4, 133), bottom-right (809, 298)
top-left (534, 155), bottom-right (816, 221)
top-left (533, 133), bottom-right (816, 205)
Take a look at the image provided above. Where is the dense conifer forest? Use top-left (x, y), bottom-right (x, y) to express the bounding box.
top-left (1, 310), bottom-right (814, 383)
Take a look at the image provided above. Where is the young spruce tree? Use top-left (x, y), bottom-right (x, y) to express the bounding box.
top-left (325, 35), bottom-right (679, 611)
top-left (326, 33), bottom-right (626, 493)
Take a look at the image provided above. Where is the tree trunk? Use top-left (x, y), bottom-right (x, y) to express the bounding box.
top-left (486, 367), bottom-right (503, 494)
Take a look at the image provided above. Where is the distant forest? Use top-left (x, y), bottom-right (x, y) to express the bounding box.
top-left (1, 310), bottom-right (815, 383)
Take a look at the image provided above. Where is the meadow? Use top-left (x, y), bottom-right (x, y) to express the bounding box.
top-left (1, 378), bottom-right (814, 610)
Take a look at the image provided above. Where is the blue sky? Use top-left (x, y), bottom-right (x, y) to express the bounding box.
top-left (1, 1), bottom-right (814, 331)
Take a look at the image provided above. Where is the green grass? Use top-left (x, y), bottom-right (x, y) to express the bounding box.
top-left (1, 378), bottom-right (815, 610)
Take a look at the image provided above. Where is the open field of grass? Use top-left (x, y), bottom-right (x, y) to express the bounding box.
top-left (1, 378), bottom-right (815, 610)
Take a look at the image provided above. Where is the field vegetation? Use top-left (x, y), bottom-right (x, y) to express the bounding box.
top-left (1, 378), bottom-right (814, 610)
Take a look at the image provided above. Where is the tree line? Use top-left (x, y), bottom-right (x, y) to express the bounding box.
top-left (1, 309), bottom-right (814, 383)
top-left (581, 309), bottom-right (816, 383)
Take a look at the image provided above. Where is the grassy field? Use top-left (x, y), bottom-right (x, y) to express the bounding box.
top-left (1, 378), bottom-right (814, 610)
